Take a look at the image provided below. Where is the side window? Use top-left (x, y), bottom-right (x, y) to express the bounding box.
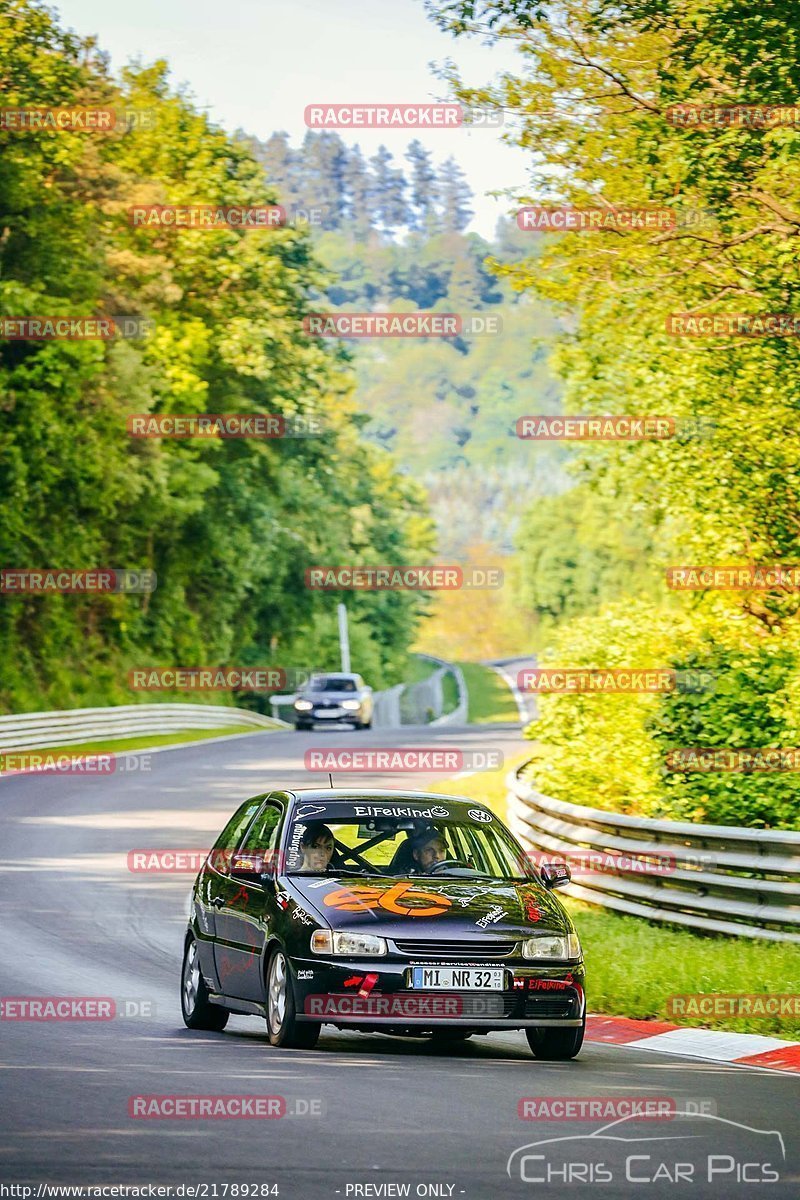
top-left (213, 799), bottom-right (262, 853)
top-left (240, 802), bottom-right (283, 855)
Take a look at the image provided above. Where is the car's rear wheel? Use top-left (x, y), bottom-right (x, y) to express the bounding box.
top-left (525, 1016), bottom-right (585, 1060)
top-left (266, 949), bottom-right (320, 1049)
top-left (181, 936), bottom-right (228, 1031)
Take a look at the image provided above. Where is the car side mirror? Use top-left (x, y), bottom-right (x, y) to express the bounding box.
top-left (540, 861), bottom-right (571, 890)
top-left (230, 853), bottom-right (270, 882)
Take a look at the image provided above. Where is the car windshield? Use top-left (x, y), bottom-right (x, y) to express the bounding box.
top-left (307, 676), bottom-right (357, 692)
top-left (284, 803), bottom-right (535, 881)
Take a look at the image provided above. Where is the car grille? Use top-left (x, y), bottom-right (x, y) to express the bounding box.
top-left (393, 939), bottom-right (517, 959)
top-left (524, 996), bottom-right (576, 1019)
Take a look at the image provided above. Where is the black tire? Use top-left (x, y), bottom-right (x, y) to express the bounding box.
top-left (295, 722), bottom-right (311, 732)
top-left (181, 935), bottom-right (228, 1031)
top-left (526, 1016), bottom-right (585, 1060)
top-left (360, 719), bottom-right (372, 730)
top-left (265, 949), bottom-right (320, 1049)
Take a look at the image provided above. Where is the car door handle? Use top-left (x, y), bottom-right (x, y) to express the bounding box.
top-left (210, 896), bottom-right (226, 908)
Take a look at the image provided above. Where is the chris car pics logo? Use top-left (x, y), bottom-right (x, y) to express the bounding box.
top-left (507, 1113), bottom-right (784, 1185)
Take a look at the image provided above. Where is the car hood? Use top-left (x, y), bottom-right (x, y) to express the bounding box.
top-left (300, 691), bottom-right (361, 701)
top-left (284, 874), bottom-right (569, 937)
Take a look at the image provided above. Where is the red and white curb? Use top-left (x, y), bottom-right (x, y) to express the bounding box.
top-left (587, 1015), bottom-right (800, 1073)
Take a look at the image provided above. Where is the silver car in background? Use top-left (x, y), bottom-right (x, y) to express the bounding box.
top-left (293, 672), bottom-right (373, 730)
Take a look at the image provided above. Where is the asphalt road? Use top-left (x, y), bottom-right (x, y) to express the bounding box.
top-left (1, 718), bottom-right (798, 1198)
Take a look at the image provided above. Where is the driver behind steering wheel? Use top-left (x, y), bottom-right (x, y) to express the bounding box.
top-left (410, 825), bottom-right (448, 873)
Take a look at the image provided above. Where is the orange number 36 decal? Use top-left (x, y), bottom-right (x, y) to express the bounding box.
top-left (322, 882), bottom-right (452, 917)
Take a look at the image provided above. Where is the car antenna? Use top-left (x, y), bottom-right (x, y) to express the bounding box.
top-left (328, 773), bottom-right (334, 789)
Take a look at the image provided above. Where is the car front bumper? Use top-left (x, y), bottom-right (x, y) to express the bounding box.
top-left (289, 956), bottom-right (586, 1029)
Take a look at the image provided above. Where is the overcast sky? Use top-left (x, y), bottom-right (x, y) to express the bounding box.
top-left (54, 0), bottom-right (531, 238)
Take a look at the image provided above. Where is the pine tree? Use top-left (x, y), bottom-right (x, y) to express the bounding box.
top-left (369, 145), bottom-right (410, 232)
top-left (298, 131), bottom-right (348, 229)
top-left (405, 140), bottom-right (438, 232)
top-left (438, 157), bottom-right (473, 233)
top-left (343, 144), bottom-right (372, 235)
top-left (253, 131), bottom-right (303, 215)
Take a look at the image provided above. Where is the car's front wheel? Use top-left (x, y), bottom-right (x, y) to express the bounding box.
top-left (265, 949), bottom-right (320, 1049)
top-left (181, 936), bottom-right (228, 1031)
top-left (525, 1016), bottom-right (585, 1060)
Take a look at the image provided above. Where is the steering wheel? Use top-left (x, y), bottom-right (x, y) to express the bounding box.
top-left (427, 858), bottom-right (469, 874)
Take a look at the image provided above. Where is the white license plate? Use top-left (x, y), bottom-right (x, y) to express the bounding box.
top-left (411, 967), bottom-right (505, 990)
top-left (315, 709), bottom-right (344, 717)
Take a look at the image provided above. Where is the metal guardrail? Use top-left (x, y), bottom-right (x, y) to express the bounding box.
top-left (428, 662), bottom-right (468, 726)
top-left (0, 703), bottom-right (286, 751)
top-left (507, 764), bottom-right (800, 942)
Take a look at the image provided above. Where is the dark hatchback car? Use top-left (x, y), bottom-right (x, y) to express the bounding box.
top-left (181, 789), bottom-right (585, 1059)
top-left (293, 672), bottom-right (373, 731)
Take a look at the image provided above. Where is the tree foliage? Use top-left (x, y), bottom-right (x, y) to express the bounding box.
top-left (0, 0), bottom-right (434, 710)
top-left (428, 0), bottom-right (800, 826)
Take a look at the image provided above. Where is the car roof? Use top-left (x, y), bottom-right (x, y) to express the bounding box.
top-left (285, 788), bottom-right (476, 805)
top-left (308, 672), bottom-right (360, 679)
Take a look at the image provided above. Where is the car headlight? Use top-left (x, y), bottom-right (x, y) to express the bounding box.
top-left (294, 699), bottom-right (313, 711)
top-left (522, 933), bottom-right (581, 960)
top-left (341, 699), bottom-right (361, 710)
top-left (311, 930), bottom-right (387, 956)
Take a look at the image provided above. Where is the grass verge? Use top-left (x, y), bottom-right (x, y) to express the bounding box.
top-left (458, 662), bottom-right (520, 723)
top-left (0, 723), bottom-right (276, 764)
top-left (432, 760), bottom-right (800, 1039)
